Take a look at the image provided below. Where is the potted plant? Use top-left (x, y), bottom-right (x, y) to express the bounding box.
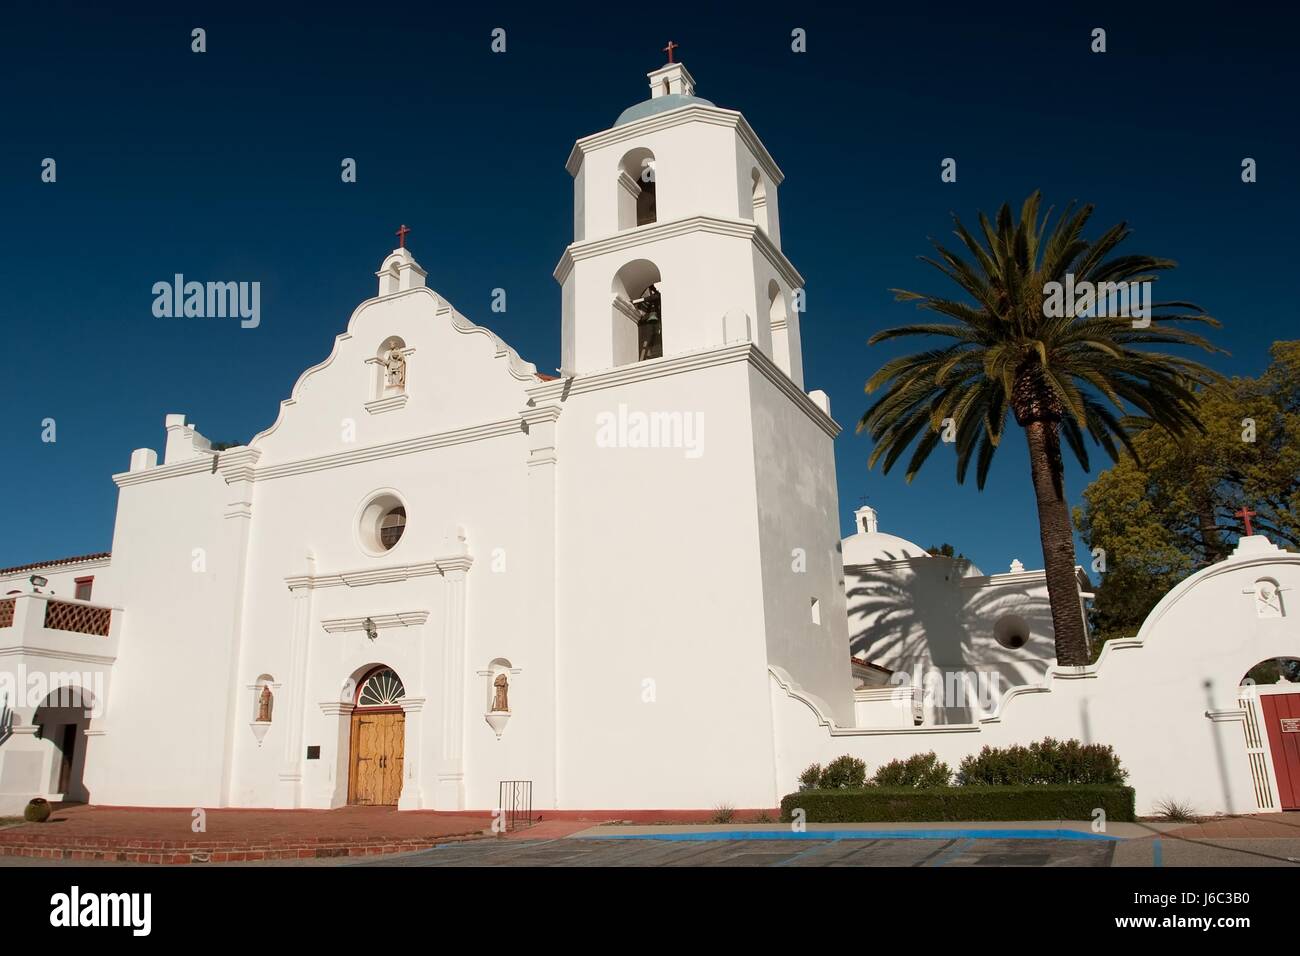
top-left (24, 798), bottom-right (51, 823)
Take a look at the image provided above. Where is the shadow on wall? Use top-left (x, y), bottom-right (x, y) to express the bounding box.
top-left (846, 556), bottom-right (1055, 721)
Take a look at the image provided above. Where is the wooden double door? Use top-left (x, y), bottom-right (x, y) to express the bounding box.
top-left (348, 710), bottom-right (405, 806)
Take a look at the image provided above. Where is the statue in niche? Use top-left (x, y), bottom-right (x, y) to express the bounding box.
top-left (491, 673), bottom-right (509, 713)
top-left (384, 346), bottom-right (407, 389)
top-left (256, 685), bottom-right (274, 723)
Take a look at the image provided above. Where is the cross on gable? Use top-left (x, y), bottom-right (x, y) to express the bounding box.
top-left (395, 224), bottom-right (411, 248)
top-left (1235, 505), bottom-right (1258, 536)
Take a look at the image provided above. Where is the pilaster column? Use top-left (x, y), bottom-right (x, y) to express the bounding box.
top-left (216, 447), bottom-right (261, 806)
top-left (396, 696), bottom-right (426, 809)
top-left (317, 701), bottom-right (354, 808)
top-left (434, 546), bottom-right (472, 808)
top-left (275, 554), bottom-right (316, 808)
top-left (522, 403), bottom-right (562, 807)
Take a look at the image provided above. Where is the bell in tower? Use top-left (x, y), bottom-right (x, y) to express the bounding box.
top-left (635, 284), bottom-right (662, 361)
top-left (556, 55), bottom-right (803, 386)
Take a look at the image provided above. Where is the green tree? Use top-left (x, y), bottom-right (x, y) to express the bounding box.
top-left (926, 543), bottom-right (970, 562)
top-left (860, 193), bottom-right (1222, 665)
top-left (1075, 341), bottom-right (1300, 642)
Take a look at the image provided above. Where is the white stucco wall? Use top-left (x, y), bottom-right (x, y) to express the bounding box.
top-left (776, 536), bottom-right (1300, 816)
top-left (845, 553), bottom-right (1060, 723)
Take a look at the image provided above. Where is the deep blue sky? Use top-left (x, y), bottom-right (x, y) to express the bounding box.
top-left (2, 2), bottom-right (1297, 573)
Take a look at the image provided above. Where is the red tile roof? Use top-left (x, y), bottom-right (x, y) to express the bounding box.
top-left (0, 551), bottom-right (111, 576)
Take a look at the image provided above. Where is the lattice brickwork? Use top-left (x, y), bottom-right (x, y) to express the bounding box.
top-left (43, 599), bottom-right (111, 637)
top-left (0, 599), bottom-right (13, 629)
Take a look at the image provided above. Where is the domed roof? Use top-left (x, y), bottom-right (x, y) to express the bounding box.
top-left (842, 531), bottom-right (930, 566)
top-left (614, 93), bottom-right (714, 127)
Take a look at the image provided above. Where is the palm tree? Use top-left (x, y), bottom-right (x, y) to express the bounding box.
top-left (859, 192), bottom-right (1223, 665)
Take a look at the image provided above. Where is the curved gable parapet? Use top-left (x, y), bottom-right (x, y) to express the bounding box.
top-left (443, 306), bottom-right (539, 383)
top-left (1131, 542), bottom-right (1300, 646)
top-left (248, 287), bottom-right (540, 458)
top-left (978, 546), bottom-right (1300, 725)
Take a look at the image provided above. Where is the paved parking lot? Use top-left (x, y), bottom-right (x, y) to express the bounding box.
top-left (357, 835), bottom-right (1117, 867)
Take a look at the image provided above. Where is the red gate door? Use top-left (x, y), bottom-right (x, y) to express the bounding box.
top-left (1261, 693), bottom-right (1300, 810)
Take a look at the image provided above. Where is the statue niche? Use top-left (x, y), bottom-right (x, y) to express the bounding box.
top-left (384, 346), bottom-right (407, 390)
top-left (491, 673), bottom-right (509, 713)
top-left (370, 336), bottom-right (409, 402)
top-left (256, 684), bottom-right (274, 723)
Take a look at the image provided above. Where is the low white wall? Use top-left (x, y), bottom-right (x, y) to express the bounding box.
top-left (775, 537), bottom-right (1300, 817)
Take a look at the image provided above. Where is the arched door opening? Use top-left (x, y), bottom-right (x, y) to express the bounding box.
top-left (1241, 658), bottom-right (1300, 810)
top-left (33, 684), bottom-right (96, 803)
top-left (347, 666), bottom-right (407, 806)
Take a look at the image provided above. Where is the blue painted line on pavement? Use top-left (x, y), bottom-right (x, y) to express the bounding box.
top-left (929, 838), bottom-right (975, 866)
top-left (1153, 838), bottom-right (1162, 867)
top-left (575, 828), bottom-right (1120, 842)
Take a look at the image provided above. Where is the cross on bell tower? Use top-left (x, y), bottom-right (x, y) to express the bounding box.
top-left (395, 224), bottom-right (411, 249)
top-left (662, 40), bottom-right (679, 63)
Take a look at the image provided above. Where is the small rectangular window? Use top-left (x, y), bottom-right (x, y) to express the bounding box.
top-left (810, 597), bottom-right (821, 626)
top-left (74, 577), bottom-right (94, 601)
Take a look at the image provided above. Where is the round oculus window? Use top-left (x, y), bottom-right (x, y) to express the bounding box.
top-left (359, 493), bottom-right (407, 554)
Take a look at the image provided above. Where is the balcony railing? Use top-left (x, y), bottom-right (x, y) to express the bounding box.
top-left (43, 598), bottom-right (112, 637)
top-left (0, 593), bottom-right (122, 658)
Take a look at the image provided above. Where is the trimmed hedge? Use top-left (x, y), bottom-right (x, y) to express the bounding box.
top-left (780, 785), bottom-right (1135, 823)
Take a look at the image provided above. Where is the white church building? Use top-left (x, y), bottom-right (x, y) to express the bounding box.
top-left (2, 60), bottom-right (1298, 819)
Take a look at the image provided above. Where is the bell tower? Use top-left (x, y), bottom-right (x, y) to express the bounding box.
top-left (555, 59), bottom-right (804, 385)
top-left (546, 57), bottom-right (854, 810)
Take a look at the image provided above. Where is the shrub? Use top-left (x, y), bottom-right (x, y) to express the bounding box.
top-left (24, 798), bottom-right (51, 823)
top-left (872, 752), bottom-right (952, 788)
top-left (798, 763), bottom-right (823, 791)
top-left (817, 755), bottom-right (867, 790)
top-left (780, 785), bottom-right (1135, 823)
top-left (1152, 798), bottom-right (1197, 822)
top-left (710, 803), bottom-right (735, 824)
top-left (957, 738), bottom-right (1127, 786)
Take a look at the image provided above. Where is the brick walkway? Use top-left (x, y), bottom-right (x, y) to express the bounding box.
top-left (0, 804), bottom-right (493, 864)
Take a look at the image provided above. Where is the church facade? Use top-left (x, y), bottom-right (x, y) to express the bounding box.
top-left (3, 61), bottom-right (1297, 819)
top-left (1, 60), bottom-right (854, 814)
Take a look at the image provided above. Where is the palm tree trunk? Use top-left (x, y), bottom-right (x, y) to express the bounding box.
top-left (1023, 420), bottom-right (1091, 665)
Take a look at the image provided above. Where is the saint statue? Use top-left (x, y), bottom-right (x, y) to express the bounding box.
top-left (256, 685), bottom-right (274, 723)
top-left (384, 347), bottom-right (407, 389)
top-left (491, 673), bottom-right (509, 713)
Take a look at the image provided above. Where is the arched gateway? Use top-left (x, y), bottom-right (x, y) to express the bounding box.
top-left (347, 666), bottom-right (406, 806)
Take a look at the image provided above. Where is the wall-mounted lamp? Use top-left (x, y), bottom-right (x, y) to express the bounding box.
top-left (29, 574), bottom-right (48, 592)
top-left (363, 617), bottom-right (378, 641)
